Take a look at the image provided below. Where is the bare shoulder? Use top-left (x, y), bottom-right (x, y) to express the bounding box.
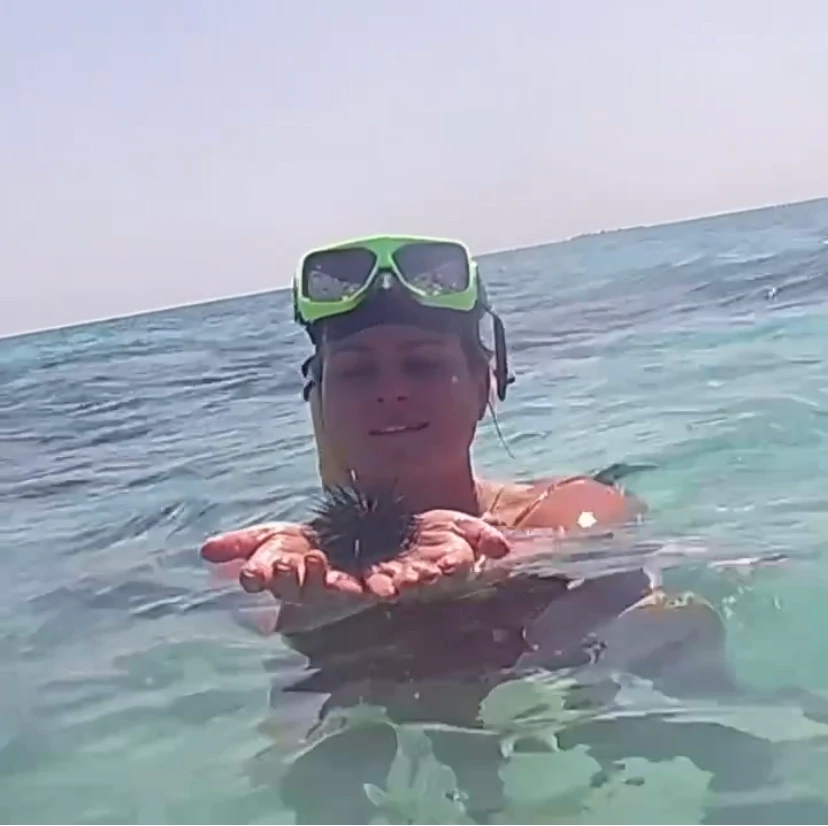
top-left (482, 474), bottom-right (646, 532)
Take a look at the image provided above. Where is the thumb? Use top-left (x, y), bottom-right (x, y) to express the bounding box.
top-left (200, 524), bottom-right (286, 563)
top-left (450, 514), bottom-right (511, 560)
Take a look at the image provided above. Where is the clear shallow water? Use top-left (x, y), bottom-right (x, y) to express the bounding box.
top-left (2, 198), bottom-right (828, 823)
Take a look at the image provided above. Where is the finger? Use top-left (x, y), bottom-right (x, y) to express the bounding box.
top-left (325, 569), bottom-right (366, 597)
top-left (373, 559), bottom-right (406, 578)
top-left (392, 564), bottom-right (423, 591)
top-left (372, 559), bottom-right (437, 589)
top-left (239, 567), bottom-right (267, 593)
top-left (302, 551), bottom-right (328, 596)
top-left (363, 571), bottom-right (398, 600)
top-left (437, 549), bottom-right (475, 576)
top-left (201, 525), bottom-right (283, 563)
top-left (452, 515), bottom-right (511, 559)
top-left (391, 559), bottom-right (443, 590)
top-left (403, 559), bottom-right (442, 582)
top-left (239, 535), bottom-right (301, 591)
top-left (270, 556), bottom-right (305, 603)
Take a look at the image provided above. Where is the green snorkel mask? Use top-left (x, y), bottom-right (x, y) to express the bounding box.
top-left (293, 234), bottom-right (513, 401)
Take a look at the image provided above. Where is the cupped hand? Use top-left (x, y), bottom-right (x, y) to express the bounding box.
top-left (364, 509), bottom-right (512, 600)
top-left (201, 521), bottom-right (365, 604)
top-left (200, 509), bottom-right (512, 605)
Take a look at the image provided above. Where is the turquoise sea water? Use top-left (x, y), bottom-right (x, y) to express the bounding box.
top-left (2, 198), bottom-right (828, 823)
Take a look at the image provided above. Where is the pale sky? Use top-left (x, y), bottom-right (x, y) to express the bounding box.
top-left (2, 0), bottom-right (828, 337)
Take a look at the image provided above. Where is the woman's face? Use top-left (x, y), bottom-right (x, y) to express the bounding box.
top-left (319, 324), bottom-right (488, 486)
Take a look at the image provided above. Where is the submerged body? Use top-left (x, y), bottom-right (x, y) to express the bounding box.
top-left (265, 529), bottom-right (731, 825)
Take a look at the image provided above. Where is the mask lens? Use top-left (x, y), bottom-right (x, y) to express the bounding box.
top-left (302, 248), bottom-right (377, 301)
top-left (393, 241), bottom-right (470, 295)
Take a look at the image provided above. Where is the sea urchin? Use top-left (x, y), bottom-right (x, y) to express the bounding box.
top-left (307, 483), bottom-right (420, 577)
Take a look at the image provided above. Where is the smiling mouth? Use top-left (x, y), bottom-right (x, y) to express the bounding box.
top-left (370, 422), bottom-right (430, 436)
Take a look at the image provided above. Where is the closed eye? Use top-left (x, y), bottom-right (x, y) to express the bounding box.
top-left (336, 362), bottom-right (377, 380)
top-left (403, 357), bottom-right (447, 378)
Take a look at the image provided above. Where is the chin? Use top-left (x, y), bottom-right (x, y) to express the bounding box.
top-left (355, 459), bottom-right (434, 489)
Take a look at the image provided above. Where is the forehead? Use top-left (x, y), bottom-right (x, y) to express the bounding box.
top-left (324, 324), bottom-right (459, 355)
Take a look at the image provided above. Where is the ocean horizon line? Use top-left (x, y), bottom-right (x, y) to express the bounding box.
top-left (4, 194), bottom-right (825, 344)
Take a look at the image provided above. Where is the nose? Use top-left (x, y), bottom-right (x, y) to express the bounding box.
top-left (374, 371), bottom-right (411, 405)
top-left (376, 387), bottom-right (409, 405)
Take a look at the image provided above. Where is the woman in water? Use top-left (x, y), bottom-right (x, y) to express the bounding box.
top-left (201, 233), bottom-right (727, 687)
top-left (201, 235), bottom-right (730, 822)
top-left (202, 235), bottom-right (654, 628)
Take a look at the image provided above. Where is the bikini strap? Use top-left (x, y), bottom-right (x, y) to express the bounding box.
top-left (511, 475), bottom-right (592, 528)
